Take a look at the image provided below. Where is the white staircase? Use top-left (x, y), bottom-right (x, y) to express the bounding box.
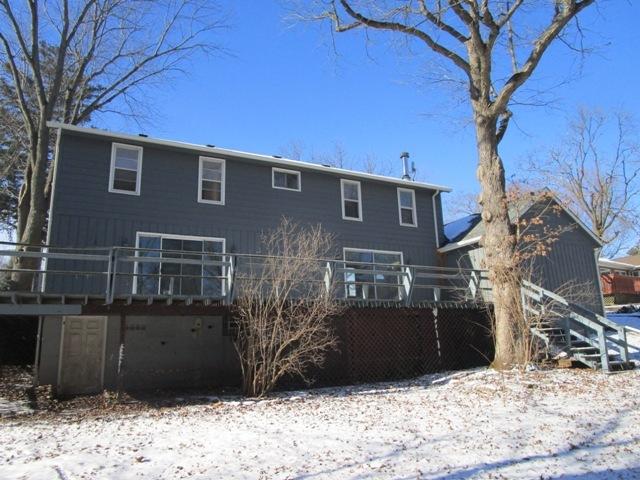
top-left (521, 281), bottom-right (634, 372)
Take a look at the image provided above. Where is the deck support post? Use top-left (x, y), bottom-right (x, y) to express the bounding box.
top-left (116, 312), bottom-right (127, 399)
top-left (108, 249), bottom-right (119, 304)
top-left (32, 316), bottom-right (44, 386)
top-left (597, 326), bottom-right (610, 372)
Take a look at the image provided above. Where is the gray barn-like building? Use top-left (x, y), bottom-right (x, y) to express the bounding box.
top-left (439, 194), bottom-right (605, 314)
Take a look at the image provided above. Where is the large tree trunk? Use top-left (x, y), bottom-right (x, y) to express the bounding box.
top-left (11, 123), bottom-right (50, 291)
top-left (474, 113), bottom-right (523, 369)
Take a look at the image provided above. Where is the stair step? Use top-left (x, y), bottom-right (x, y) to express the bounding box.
top-left (577, 353), bottom-right (620, 360)
top-left (547, 334), bottom-right (571, 340)
top-left (524, 282), bottom-right (632, 372)
top-left (596, 361), bottom-right (636, 371)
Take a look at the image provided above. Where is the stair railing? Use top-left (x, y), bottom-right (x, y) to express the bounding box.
top-left (522, 280), bottom-right (629, 370)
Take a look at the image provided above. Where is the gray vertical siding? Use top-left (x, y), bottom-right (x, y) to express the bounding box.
top-left (522, 204), bottom-right (604, 314)
top-left (46, 131), bottom-right (443, 294)
top-left (443, 200), bottom-right (604, 313)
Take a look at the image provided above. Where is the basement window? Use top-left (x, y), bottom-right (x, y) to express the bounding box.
top-left (109, 143), bottom-right (142, 195)
top-left (272, 167), bottom-right (301, 191)
top-left (341, 179), bottom-right (362, 221)
top-left (397, 188), bottom-right (417, 227)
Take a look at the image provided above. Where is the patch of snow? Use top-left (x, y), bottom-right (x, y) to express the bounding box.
top-left (0, 399), bottom-right (33, 418)
top-left (443, 213), bottom-right (481, 243)
top-left (1, 368), bottom-right (639, 479)
top-left (608, 314), bottom-right (640, 364)
top-left (609, 313), bottom-right (640, 333)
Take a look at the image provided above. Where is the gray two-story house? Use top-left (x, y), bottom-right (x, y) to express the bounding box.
top-left (45, 124), bottom-right (451, 292)
top-left (36, 122), bottom-right (452, 394)
top-left (27, 123), bottom-right (614, 395)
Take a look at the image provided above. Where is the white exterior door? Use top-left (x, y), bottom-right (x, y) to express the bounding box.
top-left (58, 316), bottom-right (106, 395)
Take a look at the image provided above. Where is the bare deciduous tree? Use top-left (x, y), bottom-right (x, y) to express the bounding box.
top-left (295, 0), bottom-right (597, 368)
top-left (444, 190), bottom-right (479, 221)
top-left (525, 109), bottom-right (640, 257)
top-left (279, 140), bottom-right (395, 176)
top-left (0, 0), bottom-right (223, 287)
top-left (456, 189), bottom-right (587, 366)
top-left (233, 218), bottom-right (343, 397)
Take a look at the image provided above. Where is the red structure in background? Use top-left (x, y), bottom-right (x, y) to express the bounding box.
top-left (601, 274), bottom-right (640, 303)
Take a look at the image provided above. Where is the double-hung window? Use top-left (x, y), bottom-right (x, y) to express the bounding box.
top-left (198, 157), bottom-right (225, 204)
top-left (397, 188), bottom-right (417, 227)
top-left (341, 179), bottom-right (362, 221)
top-left (343, 248), bottom-right (404, 301)
top-left (109, 143), bottom-right (142, 195)
top-left (272, 167), bottom-right (301, 191)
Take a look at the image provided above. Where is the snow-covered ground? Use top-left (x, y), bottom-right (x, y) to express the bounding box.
top-left (1, 368), bottom-right (639, 479)
top-left (609, 313), bottom-right (640, 333)
top-left (608, 313), bottom-right (640, 363)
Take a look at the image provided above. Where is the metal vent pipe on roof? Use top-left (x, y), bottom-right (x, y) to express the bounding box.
top-left (401, 152), bottom-right (411, 180)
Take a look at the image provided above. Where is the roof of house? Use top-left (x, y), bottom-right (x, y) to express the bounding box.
top-left (442, 213), bottom-right (482, 244)
top-left (439, 192), bottom-right (603, 253)
top-left (611, 254), bottom-right (640, 266)
top-left (47, 122), bottom-right (452, 193)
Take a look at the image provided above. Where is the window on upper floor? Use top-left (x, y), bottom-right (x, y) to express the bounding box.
top-left (397, 188), bottom-right (417, 227)
top-left (341, 179), bottom-right (362, 221)
top-left (198, 157), bottom-right (225, 205)
top-left (272, 167), bottom-right (301, 191)
top-left (109, 143), bottom-right (142, 195)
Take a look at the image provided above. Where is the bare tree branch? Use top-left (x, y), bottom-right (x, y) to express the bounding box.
top-left (491, 1), bottom-right (595, 116)
top-left (0, 0), bottom-right (225, 289)
top-left (524, 109), bottom-right (640, 257)
top-left (332, 0), bottom-right (471, 76)
top-left (294, 0), bottom-right (599, 368)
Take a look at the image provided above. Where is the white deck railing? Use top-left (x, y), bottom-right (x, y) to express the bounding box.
top-left (0, 241), bottom-right (492, 306)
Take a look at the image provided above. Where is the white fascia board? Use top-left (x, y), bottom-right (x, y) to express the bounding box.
top-left (598, 258), bottom-right (638, 270)
top-left (437, 236), bottom-right (482, 253)
top-left (47, 122), bottom-right (452, 193)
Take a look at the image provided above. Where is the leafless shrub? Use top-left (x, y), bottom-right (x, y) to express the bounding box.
top-left (232, 218), bottom-right (344, 398)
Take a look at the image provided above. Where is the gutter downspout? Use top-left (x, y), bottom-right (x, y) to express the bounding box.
top-left (432, 190), bottom-right (441, 249)
top-left (432, 190), bottom-right (442, 301)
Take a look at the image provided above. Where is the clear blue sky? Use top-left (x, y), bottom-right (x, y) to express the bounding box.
top-left (100, 1), bottom-right (640, 214)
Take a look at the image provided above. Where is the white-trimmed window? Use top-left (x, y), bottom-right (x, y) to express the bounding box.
top-left (109, 143), bottom-right (142, 195)
top-left (341, 179), bottom-right (362, 221)
top-left (134, 232), bottom-right (226, 297)
top-left (397, 188), bottom-right (417, 227)
top-left (343, 248), bottom-right (404, 300)
top-left (198, 157), bottom-right (225, 204)
top-left (272, 167), bottom-right (301, 191)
